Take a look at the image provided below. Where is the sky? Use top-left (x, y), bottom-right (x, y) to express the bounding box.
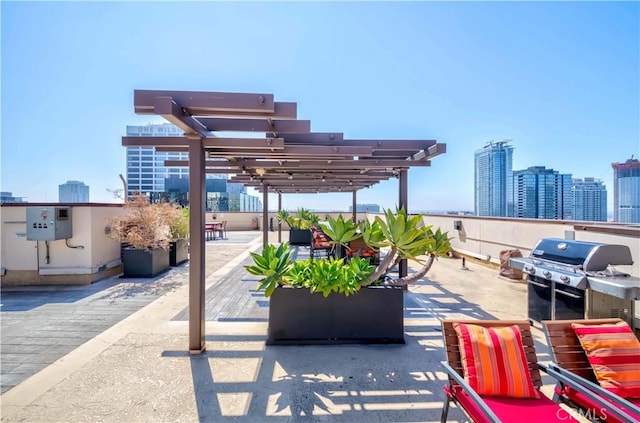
top-left (2, 1), bottom-right (638, 213)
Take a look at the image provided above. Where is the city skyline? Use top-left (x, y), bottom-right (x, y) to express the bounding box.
top-left (2, 2), bottom-right (638, 212)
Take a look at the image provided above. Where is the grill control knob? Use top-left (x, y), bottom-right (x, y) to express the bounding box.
top-left (524, 266), bottom-right (535, 274)
top-left (543, 271), bottom-right (551, 278)
top-left (560, 275), bottom-right (569, 283)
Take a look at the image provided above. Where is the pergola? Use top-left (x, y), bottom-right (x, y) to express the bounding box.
top-left (122, 89), bottom-right (446, 353)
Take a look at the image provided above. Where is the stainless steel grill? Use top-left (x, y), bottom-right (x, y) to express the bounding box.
top-left (509, 238), bottom-right (637, 322)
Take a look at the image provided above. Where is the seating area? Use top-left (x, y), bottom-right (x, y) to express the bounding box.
top-left (308, 224), bottom-right (380, 264)
top-left (204, 221), bottom-right (227, 241)
top-left (542, 318), bottom-right (640, 422)
top-left (4, 228), bottom-right (639, 422)
top-left (440, 318), bottom-right (640, 423)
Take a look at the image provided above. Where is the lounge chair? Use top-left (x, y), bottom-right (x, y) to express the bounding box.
top-left (310, 225), bottom-right (332, 259)
top-left (440, 319), bottom-right (627, 423)
top-left (542, 318), bottom-right (640, 422)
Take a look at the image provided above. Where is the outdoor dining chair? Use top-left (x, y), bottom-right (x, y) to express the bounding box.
top-left (204, 223), bottom-right (216, 241)
top-left (440, 319), bottom-right (625, 423)
top-left (213, 220), bottom-right (227, 240)
top-left (309, 225), bottom-right (332, 259)
top-left (542, 318), bottom-right (640, 422)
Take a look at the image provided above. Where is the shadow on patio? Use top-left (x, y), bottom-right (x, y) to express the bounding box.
top-left (162, 259), bottom-right (507, 422)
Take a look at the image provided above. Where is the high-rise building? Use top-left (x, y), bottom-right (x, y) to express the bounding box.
top-left (510, 166), bottom-right (573, 220)
top-left (125, 123), bottom-right (262, 212)
top-left (0, 192), bottom-right (26, 203)
top-left (612, 157), bottom-right (640, 223)
top-left (474, 140), bottom-right (513, 217)
top-left (58, 181), bottom-right (90, 202)
top-left (572, 177), bottom-right (607, 222)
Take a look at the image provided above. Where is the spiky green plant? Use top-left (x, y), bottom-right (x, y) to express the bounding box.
top-left (245, 243), bottom-right (294, 296)
top-left (363, 207), bottom-right (452, 286)
top-left (319, 214), bottom-right (360, 256)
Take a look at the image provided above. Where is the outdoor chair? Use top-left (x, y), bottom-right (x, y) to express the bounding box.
top-left (213, 220), bottom-right (227, 240)
top-left (440, 319), bottom-right (623, 423)
top-left (346, 236), bottom-right (380, 265)
top-left (542, 318), bottom-right (640, 422)
top-left (204, 223), bottom-right (216, 241)
top-left (310, 225), bottom-right (332, 259)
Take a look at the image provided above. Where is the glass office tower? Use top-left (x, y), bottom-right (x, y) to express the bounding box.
top-left (511, 166), bottom-right (573, 220)
top-left (474, 140), bottom-right (513, 217)
top-left (612, 157), bottom-right (640, 223)
top-left (58, 180), bottom-right (90, 202)
top-left (572, 177), bottom-right (607, 222)
top-left (125, 123), bottom-right (261, 211)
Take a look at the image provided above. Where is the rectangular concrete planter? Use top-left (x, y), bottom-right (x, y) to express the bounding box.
top-left (122, 247), bottom-right (170, 278)
top-left (267, 285), bottom-right (405, 345)
top-left (169, 239), bottom-right (189, 266)
top-left (288, 229), bottom-right (311, 246)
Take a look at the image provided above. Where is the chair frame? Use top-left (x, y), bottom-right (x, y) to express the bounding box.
top-left (309, 225), bottom-right (333, 260)
top-left (542, 318), bottom-right (640, 422)
top-left (440, 319), bottom-right (634, 423)
top-left (213, 220), bottom-right (227, 240)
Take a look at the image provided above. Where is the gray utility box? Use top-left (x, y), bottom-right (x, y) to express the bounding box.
top-left (26, 207), bottom-right (72, 241)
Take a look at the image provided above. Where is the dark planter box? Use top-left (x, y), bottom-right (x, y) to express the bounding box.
top-left (122, 247), bottom-right (170, 278)
top-left (267, 285), bottom-right (405, 345)
top-left (169, 239), bottom-right (189, 266)
top-left (288, 229), bottom-right (311, 246)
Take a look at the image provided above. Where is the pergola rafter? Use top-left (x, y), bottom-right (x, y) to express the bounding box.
top-left (123, 89), bottom-right (446, 353)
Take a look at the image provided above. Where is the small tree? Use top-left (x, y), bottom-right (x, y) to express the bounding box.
top-left (105, 194), bottom-right (172, 251)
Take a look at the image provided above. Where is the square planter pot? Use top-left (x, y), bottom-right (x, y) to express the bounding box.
top-left (288, 229), bottom-right (311, 246)
top-left (122, 247), bottom-right (170, 278)
top-left (267, 285), bottom-right (405, 345)
top-left (169, 239), bottom-right (189, 266)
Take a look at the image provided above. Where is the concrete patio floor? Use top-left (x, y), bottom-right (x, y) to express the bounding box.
top-left (1, 230), bottom-right (574, 422)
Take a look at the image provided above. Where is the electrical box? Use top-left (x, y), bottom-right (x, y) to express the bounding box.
top-left (26, 207), bottom-right (73, 241)
top-left (453, 220), bottom-right (462, 231)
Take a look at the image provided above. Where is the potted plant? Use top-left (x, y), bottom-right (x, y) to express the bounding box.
top-left (105, 194), bottom-right (172, 277)
top-left (246, 207), bottom-right (452, 345)
top-left (276, 208), bottom-right (319, 246)
top-left (163, 205), bottom-right (189, 266)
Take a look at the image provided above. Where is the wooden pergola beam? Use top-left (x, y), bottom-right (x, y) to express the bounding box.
top-left (154, 96), bottom-right (210, 137)
top-left (206, 145), bottom-right (373, 158)
top-left (198, 117), bottom-right (311, 134)
top-left (135, 89), bottom-right (276, 114)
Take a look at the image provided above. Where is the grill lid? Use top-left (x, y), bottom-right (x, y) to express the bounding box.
top-left (530, 238), bottom-right (633, 271)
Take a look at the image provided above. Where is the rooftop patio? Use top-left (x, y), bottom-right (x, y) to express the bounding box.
top-left (2, 229), bottom-right (593, 422)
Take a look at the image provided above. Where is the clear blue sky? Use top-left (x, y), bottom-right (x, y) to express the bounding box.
top-left (2, 1), bottom-right (638, 213)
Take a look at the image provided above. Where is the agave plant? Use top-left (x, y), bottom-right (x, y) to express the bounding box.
top-left (245, 243), bottom-right (294, 296)
top-left (246, 207), bottom-right (452, 296)
top-left (319, 214), bottom-right (360, 257)
top-left (276, 208), bottom-right (320, 230)
top-left (364, 207), bottom-right (452, 286)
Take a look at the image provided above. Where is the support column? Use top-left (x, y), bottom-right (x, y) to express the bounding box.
top-left (278, 193), bottom-right (282, 243)
top-left (352, 190), bottom-right (357, 223)
top-left (263, 185), bottom-right (269, 249)
top-left (398, 170), bottom-right (408, 278)
top-left (188, 138), bottom-right (206, 353)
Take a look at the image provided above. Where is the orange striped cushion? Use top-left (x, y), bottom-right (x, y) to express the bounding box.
top-left (453, 323), bottom-right (539, 398)
top-left (572, 321), bottom-right (640, 398)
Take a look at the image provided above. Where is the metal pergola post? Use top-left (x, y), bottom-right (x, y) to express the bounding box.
top-left (352, 191), bottom-right (357, 223)
top-left (188, 137), bottom-right (206, 353)
top-left (399, 169), bottom-right (408, 278)
top-left (262, 185), bottom-right (269, 249)
top-left (278, 193), bottom-right (282, 243)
